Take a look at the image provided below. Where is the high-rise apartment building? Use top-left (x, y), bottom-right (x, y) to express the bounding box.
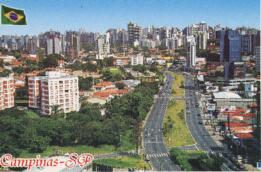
top-left (128, 22), bottom-right (141, 45)
top-left (197, 31), bottom-right (208, 50)
top-left (65, 31), bottom-right (80, 58)
top-left (96, 36), bottom-right (110, 59)
top-left (28, 71), bottom-right (80, 115)
top-left (0, 77), bottom-right (15, 110)
top-left (256, 46), bottom-right (260, 73)
top-left (189, 40), bottom-right (196, 67)
top-left (185, 36), bottom-right (196, 67)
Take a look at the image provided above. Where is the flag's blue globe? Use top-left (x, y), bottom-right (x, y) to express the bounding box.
top-left (9, 12), bottom-right (18, 21)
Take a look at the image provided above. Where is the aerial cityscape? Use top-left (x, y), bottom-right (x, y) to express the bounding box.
top-left (0, 0), bottom-right (260, 171)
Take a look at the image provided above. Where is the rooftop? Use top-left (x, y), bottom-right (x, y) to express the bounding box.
top-left (234, 133), bottom-right (253, 140)
top-left (224, 122), bottom-right (250, 128)
top-left (93, 89), bottom-right (129, 99)
top-left (94, 81), bottom-right (113, 88)
top-left (213, 91), bottom-right (241, 99)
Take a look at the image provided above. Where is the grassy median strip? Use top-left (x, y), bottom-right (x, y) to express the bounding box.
top-left (163, 73), bottom-right (195, 147)
top-left (94, 156), bottom-right (150, 170)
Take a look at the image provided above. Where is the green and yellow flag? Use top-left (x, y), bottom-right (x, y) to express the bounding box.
top-left (1, 5), bottom-right (27, 25)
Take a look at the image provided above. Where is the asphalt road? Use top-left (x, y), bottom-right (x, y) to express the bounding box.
top-left (184, 73), bottom-right (239, 170)
top-left (143, 73), bottom-right (180, 171)
top-left (184, 74), bottom-right (218, 151)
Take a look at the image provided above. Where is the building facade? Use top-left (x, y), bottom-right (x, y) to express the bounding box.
top-left (128, 22), bottom-right (141, 45)
top-left (131, 54), bottom-right (144, 66)
top-left (220, 30), bottom-right (241, 80)
top-left (256, 46), bottom-right (260, 73)
top-left (0, 77), bottom-right (15, 110)
top-left (96, 36), bottom-right (110, 59)
top-left (28, 71), bottom-right (80, 115)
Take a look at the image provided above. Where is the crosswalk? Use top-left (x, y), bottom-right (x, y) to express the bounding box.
top-left (146, 153), bottom-right (169, 158)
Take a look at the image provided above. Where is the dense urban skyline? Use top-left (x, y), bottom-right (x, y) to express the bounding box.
top-left (0, 0), bottom-right (260, 35)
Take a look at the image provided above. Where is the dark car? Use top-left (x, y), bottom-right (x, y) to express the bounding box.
top-left (198, 121), bottom-right (203, 125)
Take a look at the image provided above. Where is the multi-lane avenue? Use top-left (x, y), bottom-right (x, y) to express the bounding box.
top-left (184, 73), bottom-right (239, 170)
top-left (143, 73), bottom-right (180, 171)
top-left (185, 74), bottom-right (219, 151)
top-left (144, 71), bottom-right (238, 171)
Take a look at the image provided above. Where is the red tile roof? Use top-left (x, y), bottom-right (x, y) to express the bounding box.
top-left (234, 133), bottom-right (253, 139)
top-left (225, 122), bottom-right (250, 128)
top-left (93, 89), bottom-right (129, 99)
top-left (94, 81), bottom-right (113, 88)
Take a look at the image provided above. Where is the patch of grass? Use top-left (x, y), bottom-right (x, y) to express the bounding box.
top-left (169, 148), bottom-right (207, 171)
top-left (25, 110), bottom-right (39, 118)
top-left (185, 150), bottom-right (206, 158)
top-left (163, 72), bottom-right (194, 147)
top-left (109, 67), bottom-right (122, 75)
top-left (94, 156), bottom-right (150, 170)
top-left (163, 100), bottom-right (194, 147)
top-left (15, 100), bottom-right (28, 103)
top-left (171, 73), bottom-right (184, 97)
top-left (20, 145), bottom-right (117, 158)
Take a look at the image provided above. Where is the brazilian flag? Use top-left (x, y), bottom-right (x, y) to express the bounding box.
top-left (1, 5), bottom-right (27, 25)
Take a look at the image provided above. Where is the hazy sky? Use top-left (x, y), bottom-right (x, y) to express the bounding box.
top-left (0, 0), bottom-right (260, 35)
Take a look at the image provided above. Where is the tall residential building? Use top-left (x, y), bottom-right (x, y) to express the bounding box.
top-left (185, 36), bottom-right (196, 67)
top-left (28, 71), bottom-right (80, 115)
top-left (128, 22), bottom-right (141, 45)
top-left (131, 53), bottom-right (144, 66)
top-left (65, 31), bottom-right (80, 58)
top-left (96, 36), bottom-right (110, 59)
top-left (256, 46), bottom-right (260, 73)
top-left (41, 31), bottom-right (62, 55)
top-left (0, 77), bottom-right (15, 110)
top-left (220, 30), bottom-right (241, 80)
top-left (197, 31), bottom-right (208, 50)
top-left (189, 40), bottom-right (196, 67)
top-left (26, 36), bottom-right (39, 54)
top-left (46, 37), bottom-right (62, 55)
top-left (80, 32), bottom-right (95, 50)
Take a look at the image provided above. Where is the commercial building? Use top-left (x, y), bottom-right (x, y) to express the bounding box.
top-left (241, 34), bottom-right (252, 55)
top-left (212, 91), bottom-right (255, 109)
top-left (28, 71), bottom-right (80, 115)
top-left (0, 77), bottom-right (15, 110)
top-left (220, 30), bottom-right (241, 80)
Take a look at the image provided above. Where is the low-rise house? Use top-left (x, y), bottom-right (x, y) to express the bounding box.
top-left (92, 89), bottom-right (129, 101)
top-left (93, 81), bottom-right (115, 91)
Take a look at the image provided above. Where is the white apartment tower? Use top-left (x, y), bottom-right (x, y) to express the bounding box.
top-left (131, 53), bottom-right (144, 66)
top-left (189, 40), bottom-right (196, 67)
top-left (96, 36), bottom-right (110, 59)
top-left (0, 77), bottom-right (15, 110)
top-left (28, 71), bottom-right (80, 115)
top-left (46, 37), bottom-right (62, 55)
